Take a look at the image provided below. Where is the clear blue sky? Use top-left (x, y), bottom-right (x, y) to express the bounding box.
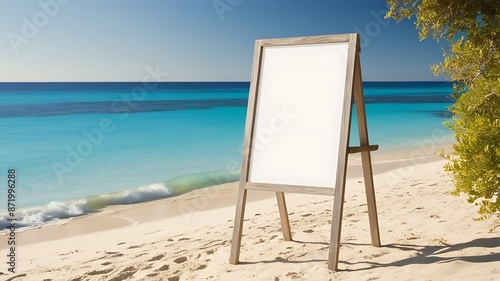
top-left (0, 0), bottom-right (447, 82)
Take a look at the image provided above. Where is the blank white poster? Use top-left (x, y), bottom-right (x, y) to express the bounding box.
top-left (248, 42), bottom-right (349, 188)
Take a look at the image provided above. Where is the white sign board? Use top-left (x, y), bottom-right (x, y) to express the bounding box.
top-left (248, 43), bottom-right (349, 188)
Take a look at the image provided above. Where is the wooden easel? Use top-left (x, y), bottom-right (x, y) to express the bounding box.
top-left (229, 34), bottom-right (380, 271)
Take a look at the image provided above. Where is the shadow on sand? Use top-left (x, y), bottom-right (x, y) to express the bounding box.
top-left (234, 237), bottom-right (500, 272)
top-left (341, 237), bottom-right (500, 272)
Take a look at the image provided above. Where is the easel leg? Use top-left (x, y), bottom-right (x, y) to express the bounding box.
top-left (229, 187), bottom-right (248, 264)
top-left (276, 192), bottom-right (292, 241)
top-left (361, 151), bottom-right (381, 246)
top-left (353, 51), bottom-right (381, 248)
top-left (328, 183), bottom-right (346, 271)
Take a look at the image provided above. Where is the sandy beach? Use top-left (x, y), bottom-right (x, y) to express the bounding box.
top-left (1, 147), bottom-right (499, 281)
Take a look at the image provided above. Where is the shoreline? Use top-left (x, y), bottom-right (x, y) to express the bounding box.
top-left (0, 139), bottom-right (454, 233)
top-left (0, 143), bottom-right (454, 246)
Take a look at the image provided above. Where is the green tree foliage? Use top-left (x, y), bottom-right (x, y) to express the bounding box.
top-left (386, 0), bottom-right (500, 219)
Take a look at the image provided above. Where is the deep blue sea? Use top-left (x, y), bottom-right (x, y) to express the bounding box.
top-left (0, 81), bottom-right (454, 229)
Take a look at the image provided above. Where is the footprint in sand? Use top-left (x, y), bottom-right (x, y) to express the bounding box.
top-left (156, 264), bottom-right (169, 271)
top-left (195, 264), bottom-right (207, 270)
top-left (105, 251), bottom-right (119, 254)
top-left (87, 268), bottom-right (113, 276)
top-left (168, 276), bottom-right (180, 281)
top-left (199, 240), bottom-right (223, 250)
top-left (148, 254), bottom-right (165, 262)
top-left (173, 256), bottom-right (188, 264)
top-left (103, 251), bottom-right (124, 258)
top-left (142, 263), bottom-right (154, 270)
top-left (108, 266), bottom-right (138, 281)
top-left (254, 238), bottom-right (266, 244)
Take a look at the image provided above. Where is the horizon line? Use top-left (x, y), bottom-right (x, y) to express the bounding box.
top-left (0, 80), bottom-right (451, 83)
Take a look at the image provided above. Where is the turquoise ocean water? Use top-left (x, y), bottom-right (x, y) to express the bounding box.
top-left (0, 82), bottom-right (454, 229)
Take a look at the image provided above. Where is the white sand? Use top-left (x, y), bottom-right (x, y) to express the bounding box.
top-left (1, 151), bottom-right (499, 280)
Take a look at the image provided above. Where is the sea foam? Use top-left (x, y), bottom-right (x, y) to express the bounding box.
top-left (0, 183), bottom-right (173, 231)
top-left (0, 169), bottom-right (241, 231)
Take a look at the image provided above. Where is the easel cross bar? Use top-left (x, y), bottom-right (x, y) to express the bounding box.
top-left (348, 145), bottom-right (379, 154)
